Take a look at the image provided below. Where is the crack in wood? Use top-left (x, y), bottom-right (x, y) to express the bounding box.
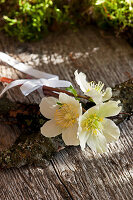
top-left (50, 160), bottom-right (74, 200)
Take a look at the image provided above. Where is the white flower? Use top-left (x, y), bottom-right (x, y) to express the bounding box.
top-left (74, 70), bottom-right (112, 104)
top-left (78, 101), bottom-right (122, 153)
top-left (39, 93), bottom-right (82, 146)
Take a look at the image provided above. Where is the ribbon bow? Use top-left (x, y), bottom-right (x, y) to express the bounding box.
top-left (0, 52), bottom-right (72, 96)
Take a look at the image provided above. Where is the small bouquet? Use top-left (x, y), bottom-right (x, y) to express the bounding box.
top-left (0, 52), bottom-right (132, 168)
top-left (39, 71), bottom-right (121, 153)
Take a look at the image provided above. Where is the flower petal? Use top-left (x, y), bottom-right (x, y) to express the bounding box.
top-left (74, 70), bottom-right (89, 92)
top-left (62, 123), bottom-right (79, 146)
top-left (41, 119), bottom-right (61, 137)
top-left (85, 89), bottom-right (102, 104)
top-left (87, 131), bottom-right (107, 153)
top-left (39, 97), bottom-right (58, 119)
top-left (102, 118), bottom-right (120, 143)
top-left (82, 105), bottom-right (99, 119)
top-left (59, 93), bottom-right (82, 116)
top-left (98, 101), bottom-right (122, 118)
top-left (102, 87), bottom-right (112, 102)
top-left (78, 129), bottom-right (90, 151)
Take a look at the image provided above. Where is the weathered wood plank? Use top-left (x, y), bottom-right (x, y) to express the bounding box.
top-left (0, 165), bottom-right (72, 200)
top-left (52, 118), bottom-right (133, 200)
top-left (0, 26), bottom-right (133, 199)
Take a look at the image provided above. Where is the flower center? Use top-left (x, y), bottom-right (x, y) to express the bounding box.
top-left (81, 114), bottom-right (103, 134)
top-left (87, 81), bottom-right (104, 94)
top-left (54, 103), bottom-right (79, 128)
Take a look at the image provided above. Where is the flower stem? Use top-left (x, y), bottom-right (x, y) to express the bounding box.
top-left (43, 85), bottom-right (88, 100)
top-left (119, 112), bottom-right (131, 115)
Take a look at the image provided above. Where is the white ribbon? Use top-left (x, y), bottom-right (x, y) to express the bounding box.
top-left (0, 52), bottom-right (72, 96)
top-left (0, 52), bottom-right (58, 79)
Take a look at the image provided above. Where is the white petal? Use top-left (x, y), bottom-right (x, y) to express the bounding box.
top-left (62, 123), bottom-right (79, 146)
top-left (82, 105), bottom-right (99, 119)
top-left (87, 131), bottom-right (107, 153)
top-left (41, 119), bottom-right (61, 137)
top-left (102, 118), bottom-right (120, 143)
top-left (78, 129), bottom-right (89, 151)
top-left (39, 97), bottom-right (58, 119)
top-left (59, 92), bottom-right (78, 106)
top-left (98, 101), bottom-right (122, 118)
top-left (85, 89), bottom-right (102, 104)
top-left (59, 93), bottom-right (82, 116)
top-left (102, 87), bottom-right (112, 102)
top-left (74, 70), bottom-right (89, 92)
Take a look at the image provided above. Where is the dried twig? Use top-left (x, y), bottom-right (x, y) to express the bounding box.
top-left (0, 77), bottom-right (89, 100)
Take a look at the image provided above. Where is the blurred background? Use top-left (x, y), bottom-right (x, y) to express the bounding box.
top-left (0, 0), bottom-right (133, 44)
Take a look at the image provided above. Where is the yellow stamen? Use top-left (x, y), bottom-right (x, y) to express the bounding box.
top-left (54, 103), bottom-right (79, 128)
top-left (86, 81), bottom-right (105, 94)
top-left (99, 117), bottom-right (103, 122)
top-left (81, 114), bottom-right (103, 135)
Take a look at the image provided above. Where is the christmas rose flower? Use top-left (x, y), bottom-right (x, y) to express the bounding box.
top-left (74, 70), bottom-right (112, 104)
top-left (78, 101), bottom-right (122, 153)
top-left (39, 93), bottom-right (82, 145)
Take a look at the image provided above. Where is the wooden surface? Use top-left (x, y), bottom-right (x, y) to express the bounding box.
top-left (0, 26), bottom-right (133, 200)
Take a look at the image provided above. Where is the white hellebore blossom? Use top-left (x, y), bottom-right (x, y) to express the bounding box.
top-left (78, 101), bottom-right (122, 153)
top-left (75, 70), bottom-right (112, 104)
top-left (39, 93), bottom-right (82, 146)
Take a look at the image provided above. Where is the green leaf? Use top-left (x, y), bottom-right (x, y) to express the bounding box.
top-left (66, 86), bottom-right (80, 101)
top-left (66, 86), bottom-right (78, 97)
top-left (75, 97), bottom-right (80, 101)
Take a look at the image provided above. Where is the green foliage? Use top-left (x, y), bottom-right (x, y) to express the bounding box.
top-left (94, 0), bottom-right (133, 31)
top-left (2, 0), bottom-right (55, 41)
top-left (66, 86), bottom-right (78, 97)
top-left (0, 0), bottom-right (94, 41)
top-left (0, 0), bottom-right (133, 41)
top-left (66, 85), bottom-right (80, 100)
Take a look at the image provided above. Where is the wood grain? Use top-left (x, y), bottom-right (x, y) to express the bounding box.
top-left (0, 26), bottom-right (133, 199)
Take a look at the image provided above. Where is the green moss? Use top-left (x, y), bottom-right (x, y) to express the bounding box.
top-left (94, 0), bottom-right (133, 31)
top-left (0, 0), bottom-right (94, 41)
top-left (0, 0), bottom-right (133, 42)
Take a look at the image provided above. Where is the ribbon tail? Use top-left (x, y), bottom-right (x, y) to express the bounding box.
top-left (0, 52), bottom-right (59, 79)
top-left (0, 80), bottom-right (27, 97)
